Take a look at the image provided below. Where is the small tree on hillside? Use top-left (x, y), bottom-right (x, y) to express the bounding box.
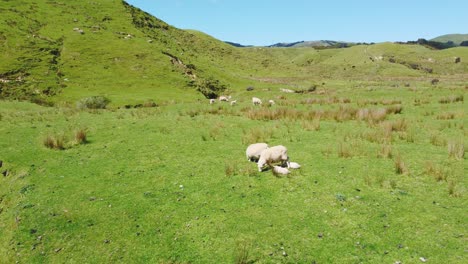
top-left (191, 77), bottom-right (228, 99)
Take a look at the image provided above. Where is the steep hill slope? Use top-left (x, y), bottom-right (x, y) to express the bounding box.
top-left (1, 1), bottom-right (467, 106)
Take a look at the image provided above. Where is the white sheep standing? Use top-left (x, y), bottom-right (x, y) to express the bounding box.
top-left (209, 99), bottom-right (216, 104)
top-left (268, 99), bottom-right (275, 106)
top-left (273, 166), bottom-right (290, 175)
top-left (246, 143), bottom-right (269, 162)
top-left (230, 100), bottom-right (237, 106)
top-left (287, 161), bottom-right (301, 169)
top-left (252, 97), bottom-right (262, 105)
top-left (219, 95), bottom-right (231, 102)
top-left (257, 145), bottom-right (288, 172)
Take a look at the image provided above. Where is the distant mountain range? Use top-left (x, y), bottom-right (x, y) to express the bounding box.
top-left (225, 34), bottom-right (468, 48)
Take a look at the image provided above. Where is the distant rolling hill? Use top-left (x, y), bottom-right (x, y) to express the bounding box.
top-left (431, 34), bottom-right (468, 46)
top-left (0, 1), bottom-right (467, 106)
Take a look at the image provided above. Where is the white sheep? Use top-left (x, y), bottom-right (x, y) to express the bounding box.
top-left (287, 161), bottom-right (301, 169)
top-left (219, 95), bottom-right (231, 102)
top-left (252, 97), bottom-right (262, 105)
top-left (268, 99), bottom-right (275, 106)
top-left (257, 145), bottom-right (288, 172)
top-left (209, 99), bottom-right (216, 104)
top-left (273, 166), bottom-right (290, 175)
top-left (246, 143), bottom-right (269, 162)
top-left (230, 100), bottom-right (237, 106)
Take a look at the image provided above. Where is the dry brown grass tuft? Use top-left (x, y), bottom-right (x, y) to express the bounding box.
top-left (438, 95), bottom-right (463, 104)
top-left (43, 134), bottom-right (66, 150)
top-left (75, 128), bottom-right (88, 144)
top-left (424, 162), bottom-right (447, 182)
top-left (430, 133), bottom-right (447, 147)
top-left (378, 144), bottom-right (393, 159)
top-left (394, 155), bottom-right (408, 175)
top-left (301, 118), bottom-right (321, 131)
top-left (448, 140), bottom-right (464, 160)
top-left (436, 112), bottom-right (455, 120)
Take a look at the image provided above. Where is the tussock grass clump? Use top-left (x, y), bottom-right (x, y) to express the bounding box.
top-left (74, 128), bottom-right (88, 144)
top-left (246, 108), bottom-right (302, 121)
top-left (436, 112), bottom-right (455, 120)
top-left (337, 142), bottom-right (353, 158)
top-left (242, 127), bottom-right (273, 145)
top-left (430, 133), bottom-right (447, 147)
top-left (394, 155), bottom-right (409, 175)
top-left (43, 134), bottom-right (66, 150)
top-left (438, 95), bottom-right (463, 104)
top-left (356, 108), bottom-right (388, 123)
top-left (424, 162), bottom-right (447, 182)
top-left (76, 96), bottom-right (110, 109)
top-left (385, 105), bottom-right (403, 114)
top-left (447, 141), bottom-right (464, 160)
top-left (301, 118), bottom-right (321, 131)
top-left (378, 144), bottom-right (393, 158)
top-left (43, 129), bottom-right (89, 150)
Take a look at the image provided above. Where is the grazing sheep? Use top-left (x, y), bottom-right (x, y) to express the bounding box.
top-left (209, 99), bottom-right (216, 104)
top-left (246, 143), bottom-right (269, 162)
top-left (273, 166), bottom-right (290, 175)
top-left (230, 100), bottom-right (237, 106)
top-left (268, 99), bottom-right (275, 106)
top-left (252, 97), bottom-right (262, 105)
top-left (287, 161), bottom-right (301, 169)
top-left (257, 145), bottom-right (288, 172)
top-left (219, 95), bottom-right (231, 102)
top-left (280, 88), bottom-right (294, 93)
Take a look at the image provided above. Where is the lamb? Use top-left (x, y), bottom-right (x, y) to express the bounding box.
top-left (257, 145), bottom-right (288, 172)
top-left (230, 100), bottom-right (237, 106)
top-left (268, 99), bottom-right (275, 106)
top-left (273, 166), bottom-right (290, 175)
top-left (246, 143), bottom-right (269, 162)
top-left (209, 99), bottom-right (216, 104)
top-left (287, 161), bottom-right (301, 169)
top-left (252, 97), bottom-right (262, 105)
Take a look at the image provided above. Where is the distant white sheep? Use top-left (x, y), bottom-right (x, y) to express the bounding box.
top-left (246, 143), bottom-right (269, 162)
top-left (257, 145), bottom-right (288, 172)
top-left (280, 88), bottom-right (295, 93)
top-left (287, 161), bottom-right (301, 169)
top-left (252, 97), bottom-right (262, 105)
top-left (209, 99), bottom-right (216, 104)
top-left (230, 100), bottom-right (237, 106)
top-left (268, 99), bottom-right (275, 106)
top-left (273, 166), bottom-right (290, 175)
top-left (219, 95), bottom-right (231, 102)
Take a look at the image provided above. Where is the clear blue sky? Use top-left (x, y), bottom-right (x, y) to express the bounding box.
top-left (125, 0), bottom-right (467, 46)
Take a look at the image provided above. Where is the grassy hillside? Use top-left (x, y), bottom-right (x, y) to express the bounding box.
top-left (431, 34), bottom-right (468, 45)
top-left (0, 1), bottom-right (467, 263)
top-left (1, 1), bottom-right (468, 107)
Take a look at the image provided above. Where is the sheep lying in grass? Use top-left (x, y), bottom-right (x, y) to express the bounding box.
top-left (268, 99), bottom-right (275, 106)
top-left (252, 97), bottom-right (262, 105)
top-left (287, 161), bottom-right (301, 169)
top-left (273, 165), bottom-right (290, 175)
top-left (209, 99), bottom-right (216, 104)
top-left (257, 145), bottom-right (288, 172)
top-left (246, 143), bottom-right (269, 162)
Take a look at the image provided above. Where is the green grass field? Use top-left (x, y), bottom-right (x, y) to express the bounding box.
top-left (1, 0), bottom-right (467, 263)
top-left (1, 80), bottom-right (466, 263)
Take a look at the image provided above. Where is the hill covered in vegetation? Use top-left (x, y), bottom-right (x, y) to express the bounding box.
top-left (0, 0), bottom-right (467, 106)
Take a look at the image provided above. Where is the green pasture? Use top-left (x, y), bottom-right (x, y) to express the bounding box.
top-left (1, 82), bottom-right (465, 263)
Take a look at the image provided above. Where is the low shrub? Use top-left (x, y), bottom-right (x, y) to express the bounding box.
top-left (76, 96), bottom-right (110, 109)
